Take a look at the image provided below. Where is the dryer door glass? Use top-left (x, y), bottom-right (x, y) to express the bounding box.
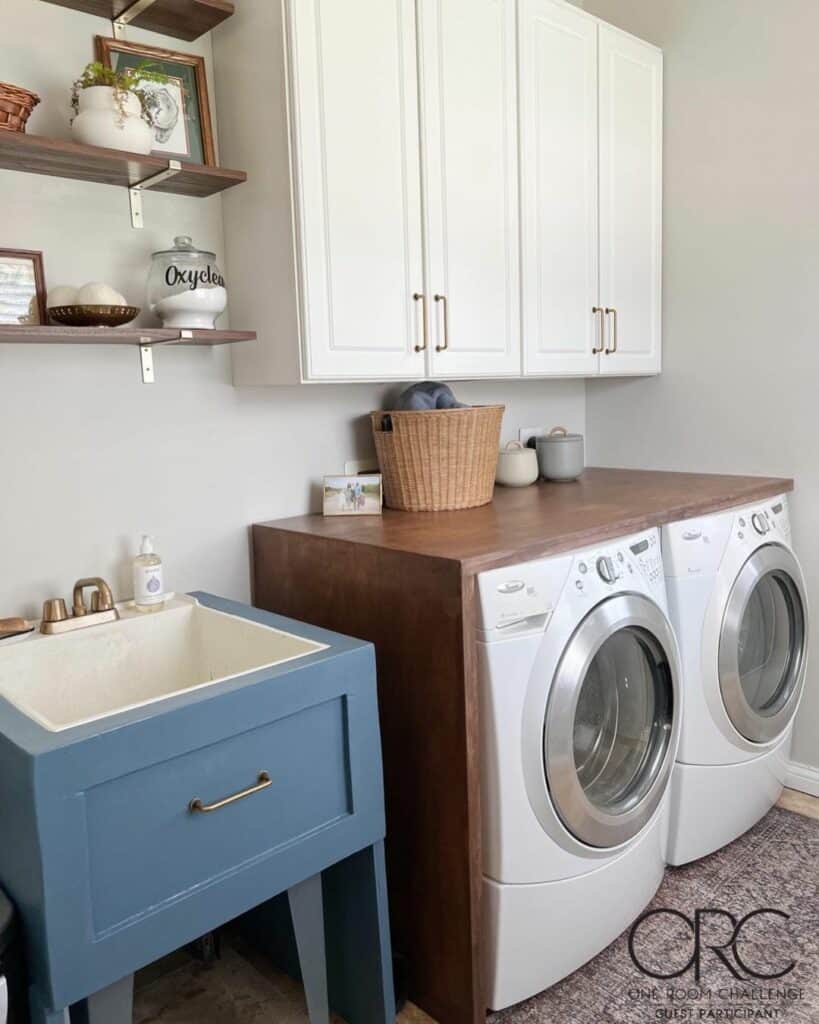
top-left (720, 546), bottom-right (807, 744)
top-left (544, 594), bottom-right (681, 849)
top-left (574, 627), bottom-right (672, 814)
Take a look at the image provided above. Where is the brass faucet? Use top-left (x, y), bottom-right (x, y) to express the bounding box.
top-left (40, 578), bottom-right (120, 635)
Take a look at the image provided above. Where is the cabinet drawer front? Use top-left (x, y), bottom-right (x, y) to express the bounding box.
top-left (85, 697), bottom-right (351, 935)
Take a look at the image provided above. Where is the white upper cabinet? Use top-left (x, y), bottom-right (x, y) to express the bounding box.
top-left (519, 0), bottom-right (600, 376)
top-left (418, 0), bottom-right (521, 378)
top-left (288, 0), bottom-right (426, 381)
top-left (598, 25), bottom-right (663, 375)
top-left (218, 0), bottom-right (662, 385)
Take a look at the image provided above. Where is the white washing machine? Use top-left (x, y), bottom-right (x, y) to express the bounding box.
top-left (662, 495), bottom-right (808, 866)
top-left (477, 528), bottom-right (682, 1010)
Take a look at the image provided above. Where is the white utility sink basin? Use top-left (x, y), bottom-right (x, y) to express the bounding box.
top-left (0, 596), bottom-right (327, 732)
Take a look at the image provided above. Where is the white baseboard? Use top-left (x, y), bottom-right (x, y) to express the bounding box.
top-left (785, 760), bottom-right (819, 797)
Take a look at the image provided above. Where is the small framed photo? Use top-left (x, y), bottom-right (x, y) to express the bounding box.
top-left (323, 475), bottom-right (383, 517)
top-left (97, 36), bottom-right (215, 166)
top-left (0, 249), bottom-right (46, 326)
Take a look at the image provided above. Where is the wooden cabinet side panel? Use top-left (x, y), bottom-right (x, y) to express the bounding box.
top-left (252, 527), bottom-right (483, 1024)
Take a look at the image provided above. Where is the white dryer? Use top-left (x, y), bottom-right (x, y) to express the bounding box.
top-left (477, 528), bottom-right (682, 1010)
top-left (663, 495), bottom-right (808, 865)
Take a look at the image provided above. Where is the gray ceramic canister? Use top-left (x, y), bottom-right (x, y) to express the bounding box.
top-left (536, 427), bottom-right (585, 481)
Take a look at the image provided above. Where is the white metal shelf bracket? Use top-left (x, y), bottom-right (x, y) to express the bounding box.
top-left (129, 160), bottom-right (182, 229)
top-left (139, 341), bottom-right (156, 383)
top-left (113, 0), bottom-right (161, 38)
top-left (138, 330), bottom-right (192, 384)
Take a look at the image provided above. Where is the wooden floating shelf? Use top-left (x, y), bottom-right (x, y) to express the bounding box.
top-left (40, 0), bottom-right (234, 41)
top-left (0, 132), bottom-right (246, 198)
top-left (0, 326), bottom-right (256, 347)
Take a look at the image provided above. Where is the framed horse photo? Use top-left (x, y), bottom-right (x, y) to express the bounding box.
top-left (322, 475), bottom-right (383, 517)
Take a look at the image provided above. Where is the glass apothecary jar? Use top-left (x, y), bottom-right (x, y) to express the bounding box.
top-left (147, 236), bottom-right (228, 329)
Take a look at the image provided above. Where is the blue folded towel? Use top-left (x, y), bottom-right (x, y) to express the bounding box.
top-left (394, 381), bottom-right (467, 411)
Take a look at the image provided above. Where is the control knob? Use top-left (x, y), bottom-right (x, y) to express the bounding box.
top-left (751, 513), bottom-right (770, 535)
top-left (597, 556), bottom-right (617, 584)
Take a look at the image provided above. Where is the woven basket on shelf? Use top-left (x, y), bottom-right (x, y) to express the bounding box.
top-left (371, 405), bottom-right (504, 512)
top-left (0, 82), bottom-right (40, 133)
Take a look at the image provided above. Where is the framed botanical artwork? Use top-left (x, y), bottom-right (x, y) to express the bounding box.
top-left (0, 249), bottom-right (46, 326)
top-left (96, 36), bottom-right (215, 166)
top-left (323, 475), bottom-right (383, 517)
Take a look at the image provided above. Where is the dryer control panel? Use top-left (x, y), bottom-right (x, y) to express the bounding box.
top-left (663, 493), bottom-right (792, 578)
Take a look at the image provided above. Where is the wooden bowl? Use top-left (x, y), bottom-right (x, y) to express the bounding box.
top-left (48, 305), bottom-right (141, 328)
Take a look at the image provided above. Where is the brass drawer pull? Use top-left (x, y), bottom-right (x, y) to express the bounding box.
top-left (413, 292), bottom-right (428, 352)
top-left (434, 294), bottom-right (449, 352)
top-left (592, 306), bottom-right (605, 354)
top-left (604, 307), bottom-right (618, 354)
top-left (189, 771), bottom-right (272, 814)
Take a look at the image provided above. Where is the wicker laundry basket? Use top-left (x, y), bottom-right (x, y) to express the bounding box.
top-left (371, 405), bottom-right (504, 512)
top-left (0, 83), bottom-right (40, 133)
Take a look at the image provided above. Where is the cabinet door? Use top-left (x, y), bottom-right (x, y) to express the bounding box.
top-left (598, 25), bottom-right (663, 375)
top-left (520, 0), bottom-right (600, 376)
top-left (288, 0), bottom-right (426, 380)
top-left (419, 0), bottom-right (521, 378)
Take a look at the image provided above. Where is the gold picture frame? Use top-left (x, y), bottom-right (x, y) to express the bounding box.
top-left (97, 36), bottom-right (216, 167)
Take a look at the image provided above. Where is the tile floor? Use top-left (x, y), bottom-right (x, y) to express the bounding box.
top-left (132, 789), bottom-right (818, 1024)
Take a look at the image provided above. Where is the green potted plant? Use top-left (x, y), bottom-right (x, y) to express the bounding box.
top-left (71, 60), bottom-right (169, 155)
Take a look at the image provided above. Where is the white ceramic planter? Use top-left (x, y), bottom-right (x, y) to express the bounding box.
top-left (72, 86), bottom-right (153, 155)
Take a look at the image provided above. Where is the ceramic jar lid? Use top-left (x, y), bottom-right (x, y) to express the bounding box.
top-left (499, 440), bottom-right (532, 455)
top-left (537, 426), bottom-right (584, 443)
top-left (151, 235), bottom-right (216, 260)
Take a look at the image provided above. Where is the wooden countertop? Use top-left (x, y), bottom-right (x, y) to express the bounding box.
top-left (256, 468), bottom-right (793, 576)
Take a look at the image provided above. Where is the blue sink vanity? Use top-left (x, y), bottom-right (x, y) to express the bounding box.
top-left (0, 593), bottom-right (395, 1024)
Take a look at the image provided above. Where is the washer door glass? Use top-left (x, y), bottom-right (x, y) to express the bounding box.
top-left (720, 546), bottom-right (807, 744)
top-left (544, 594), bottom-right (681, 849)
top-left (574, 627), bottom-right (673, 814)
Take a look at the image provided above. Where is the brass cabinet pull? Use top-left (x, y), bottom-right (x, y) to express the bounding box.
top-left (434, 294), bottom-right (449, 352)
top-left (592, 307), bottom-right (605, 354)
top-left (413, 292), bottom-right (428, 352)
top-left (189, 771), bottom-right (272, 814)
top-left (604, 307), bottom-right (618, 354)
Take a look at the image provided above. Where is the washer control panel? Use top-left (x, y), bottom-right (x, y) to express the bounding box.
top-left (628, 533), bottom-right (664, 586)
top-left (476, 556), bottom-right (572, 636)
top-left (568, 529), bottom-right (666, 609)
top-left (476, 528), bottom-right (668, 638)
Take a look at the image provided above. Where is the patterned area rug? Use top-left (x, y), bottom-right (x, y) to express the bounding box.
top-left (490, 807), bottom-right (818, 1024)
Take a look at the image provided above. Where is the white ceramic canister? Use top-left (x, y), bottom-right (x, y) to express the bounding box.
top-left (72, 86), bottom-right (153, 155)
top-left (147, 236), bottom-right (228, 329)
top-left (495, 440), bottom-right (539, 487)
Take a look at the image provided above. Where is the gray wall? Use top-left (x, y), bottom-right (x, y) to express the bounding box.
top-left (0, 0), bottom-right (585, 618)
top-left (579, 0), bottom-right (818, 771)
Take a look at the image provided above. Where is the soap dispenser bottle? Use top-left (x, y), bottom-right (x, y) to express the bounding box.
top-left (133, 535), bottom-right (165, 612)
